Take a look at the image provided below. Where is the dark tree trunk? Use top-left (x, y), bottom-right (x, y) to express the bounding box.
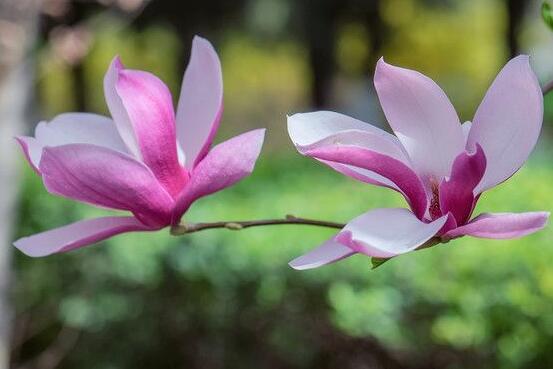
top-left (300, 0), bottom-right (339, 109)
top-left (506, 0), bottom-right (527, 58)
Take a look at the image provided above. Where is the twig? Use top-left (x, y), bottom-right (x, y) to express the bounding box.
top-left (171, 214), bottom-right (345, 235)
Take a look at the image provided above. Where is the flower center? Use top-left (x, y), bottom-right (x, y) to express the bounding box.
top-left (429, 178), bottom-right (442, 220)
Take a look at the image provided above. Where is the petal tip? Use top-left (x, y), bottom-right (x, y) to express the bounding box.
top-left (288, 259), bottom-right (312, 271)
top-left (13, 238), bottom-right (49, 258)
top-left (110, 55), bottom-right (124, 70)
top-left (191, 35), bottom-right (218, 59)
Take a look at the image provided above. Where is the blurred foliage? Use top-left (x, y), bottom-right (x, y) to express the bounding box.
top-left (542, 2), bottom-right (553, 31)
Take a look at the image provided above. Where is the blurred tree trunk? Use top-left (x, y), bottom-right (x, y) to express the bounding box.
top-left (300, 0), bottom-right (339, 109)
top-left (0, 0), bottom-right (39, 367)
top-left (506, 0), bottom-right (527, 58)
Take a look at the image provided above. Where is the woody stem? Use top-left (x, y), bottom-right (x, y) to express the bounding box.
top-left (170, 215), bottom-right (346, 235)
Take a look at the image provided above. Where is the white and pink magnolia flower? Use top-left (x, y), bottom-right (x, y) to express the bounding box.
top-left (288, 56), bottom-right (549, 270)
top-left (15, 36), bottom-right (265, 257)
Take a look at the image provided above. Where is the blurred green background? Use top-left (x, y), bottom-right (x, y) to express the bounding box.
top-left (8, 0), bottom-right (553, 368)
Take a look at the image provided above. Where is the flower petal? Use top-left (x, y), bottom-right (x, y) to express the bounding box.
top-left (288, 111), bottom-right (403, 153)
top-left (16, 113), bottom-right (127, 172)
top-left (40, 144), bottom-right (174, 227)
top-left (444, 212), bottom-right (549, 240)
top-left (114, 66), bottom-right (187, 197)
top-left (289, 237), bottom-right (355, 270)
top-left (462, 121), bottom-right (472, 143)
top-left (176, 36), bottom-right (223, 169)
top-left (104, 57), bottom-right (141, 157)
top-left (467, 55), bottom-right (543, 193)
top-left (15, 136), bottom-right (43, 173)
top-left (335, 208), bottom-right (448, 258)
top-left (14, 216), bottom-right (153, 257)
top-left (305, 145), bottom-right (427, 219)
top-left (374, 58), bottom-right (464, 180)
top-left (288, 111), bottom-right (415, 193)
top-left (174, 129), bottom-right (265, 220)
top-left (439, 144), bottom-right (486, 225)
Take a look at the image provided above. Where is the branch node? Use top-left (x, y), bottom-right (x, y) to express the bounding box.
top-left (225, 222), bottom-right (244, 230)
top-left (285, 214), bottom-right (297, 220)
top-left (170, 223), bottom-right (191, 235)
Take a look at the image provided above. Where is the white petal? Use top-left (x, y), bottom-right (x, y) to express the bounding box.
top-left (338, 208), bottom-right (447, 258)
top-left (468, 55), bottom-right (543, 193)
top-left (374, 58), bottom-right (464, 179)
top-left (289, 237), bottom-right (355, 270)
top-left (176, 36), bottom-right (223, 168)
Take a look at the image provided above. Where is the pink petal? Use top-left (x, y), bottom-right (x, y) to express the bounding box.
top-left (288, 111), bottom-right (414, 193)
top-left (336, 208), bottom-right (448, 258)
top-left (467, 56), bottom-right (543, 193)
top-left (305, 145), bottom-right (428, 219)
top-left (374, 58), bottom-right (464, 180)
top-left (16, 113), bottom-right (127, 172)
top-left (115, 67), bottom-right (187, 197)
top-left (334, 208), bottom-right (447, 258)
top-left (289, 237), bottom-right (355, 270)
top-left (14, 216), bottom-right (153, 257)
top-left (288, 111), bottom-right (404, 154)
top-left (439, 144), bottom-right (486, 225)
top-left (173, 129), bottom-right (265, 221)
top-left (444, 212), bottom-right (549, 240)
top-left (176, 36), bottom-right (223, 169)
top-left (15, 136), bottom-right (43, 173)
top-left (40, 144), bottom-right (174, 227)
top-left (104, 57), bottom-right (141, 157)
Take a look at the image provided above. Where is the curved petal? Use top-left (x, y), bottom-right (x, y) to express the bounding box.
top-left (289, 237), bottom-right (355, 270)
top-left (114, 67), bottom-right (187, 197)
top-left (468, 56), bottom-right (543, 193)
top-left (444, 212), bottom-right (549, 240)
top-left (104, 57), bottom-right (141, 158)
top-left (40, 144), bottom-right (174, 227)
top-left (305, 145), bottom-right (427, 219)
top-left (176, 36), bottom-right (223, 169)
top-left (105, 58), bottom-right (186, 195)
top-left (173, 129), bottom-right (265, 221)
top-left (14, 216), bottom-right (153, 257)
top-left (462, 121), bottom-right (472, 143)
top-left (374, 58), bottom-right (464, 180)
top-left (317, 159), bottom-right (402, 190)
top-left (335, 208), bottom-right (448, 258)
top-left (15, 136), bottom-right (43, 173)
top-left (439, 144), bottom-right (486, 225)
top-left (288, 111), bottom-right (415, 193)
top-left (16, 113), bottom-right (127, 172)
top-left (288, 111), bottom-right (404, 154)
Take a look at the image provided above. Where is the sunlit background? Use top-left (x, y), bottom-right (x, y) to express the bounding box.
top-left (1, 0), bottom-right (553, 368)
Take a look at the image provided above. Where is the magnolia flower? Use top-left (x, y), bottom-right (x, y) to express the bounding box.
top-left (15, 36), bottom-right (265, 257)
top-left (288, 56), bottom-right (549, 270)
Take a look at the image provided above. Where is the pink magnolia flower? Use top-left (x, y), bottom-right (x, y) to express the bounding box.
top-left (15, 36), bottom-right (265, 257)
top-left (288, 56), bottom-right (549, 270)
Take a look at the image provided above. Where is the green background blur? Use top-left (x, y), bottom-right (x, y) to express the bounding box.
top-left (12, 0), bottom-right (553, 368)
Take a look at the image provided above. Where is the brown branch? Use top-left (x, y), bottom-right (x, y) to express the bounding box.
top-left (171, 214), bottom-right (345, 235)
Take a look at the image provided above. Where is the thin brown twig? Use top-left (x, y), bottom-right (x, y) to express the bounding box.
top-left (170, 214), bottom-right (345, 235)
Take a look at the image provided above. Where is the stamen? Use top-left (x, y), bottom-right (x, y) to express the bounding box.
top-left (429, 178), bottom-right (441, 220)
